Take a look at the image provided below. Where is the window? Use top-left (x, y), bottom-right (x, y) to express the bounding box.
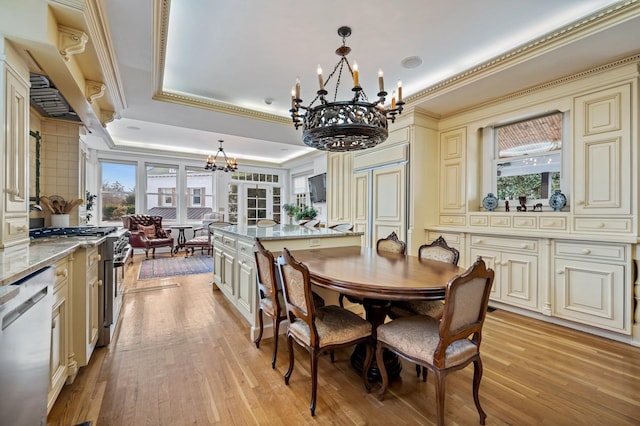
top-left (228, 184), bottom-right (238, 224)
top-left (146, 164), bottom-right (177, 221)
top-left (292, 175), bottom-right (308, 207)
top-left (100, 161), bottom-right (136, 223)
top-left (494, 112), bottom-right (563, 203)
top-left (186, 167), bottom-right (214, 220)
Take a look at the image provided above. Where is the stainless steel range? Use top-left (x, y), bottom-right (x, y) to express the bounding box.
top-left (98, 230), bottom-right (131, 346)
top-left (29, 226), bottom-right (131, 346)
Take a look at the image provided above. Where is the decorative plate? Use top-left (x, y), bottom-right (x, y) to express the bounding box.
top-left (549, 189), bottom-right (567, 212)
top-left (482, 193), bottom-right (498, 212)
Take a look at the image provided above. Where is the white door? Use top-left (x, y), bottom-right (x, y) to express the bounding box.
top-left (244, 185), bottom-right (272, 225)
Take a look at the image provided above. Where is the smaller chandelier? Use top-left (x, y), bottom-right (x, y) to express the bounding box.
top-left (290, 26), bottom-right (404, 152)
top-left (205, 140), bottom-right (238, 172)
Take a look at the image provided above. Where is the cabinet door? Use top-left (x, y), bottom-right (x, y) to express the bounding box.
top-left (353, 170), bottom-right (369, 247)
top-left (573, 84), bottom-right (631, 215)
top-left (88, 272), bottom-right (100, 349)
top-left (554, 258), bottom-right (626, 332)
top-left (439, 128), bottom-right (466, 214)
top-left (3, 69), bottom-right (28, 213)
top-left (500, 252), bottom-right (538, 310)
top-left (236, 256), bottom-right (255, 323)
top-left (327, 152), bottom-right (352, 223)
top-left (471, 248), bottom-right (501, 300)
top-left (213, 246), bottom-right (223, 285)
top-left (372, 164), bottom-right (406, 243)
top-left (221, 251), bottom-right (235, 298)
top-left (48, 292), bottom-right (68, 412)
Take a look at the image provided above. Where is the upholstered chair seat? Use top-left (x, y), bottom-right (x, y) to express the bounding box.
top-left (288, 305), bottom-right (372, 348)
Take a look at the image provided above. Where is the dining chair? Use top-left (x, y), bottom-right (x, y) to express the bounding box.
top-left (256, 219), bottom-right (279, 227)
top-left (254, 239), bottom-right (326, 369)
top-left (339, 231), bottom-right (406, 308)
top-left (253, 239), bottom-right (287, 369)
top-left (277, 248), bottom-right (373, 416)
top-left (372, 257), bottom-right (495, 426)
top-left (302, 219), bottom-right (320, 228)
top-left (388, 235), bottom-right (460, 379)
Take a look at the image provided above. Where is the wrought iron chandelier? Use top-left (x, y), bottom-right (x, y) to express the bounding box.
top-left (204, 140), bottom-right (238, 172)
top-left (290, 26), bottom-right (404, 152)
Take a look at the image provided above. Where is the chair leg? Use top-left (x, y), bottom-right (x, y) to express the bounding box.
top-left (375, 343), bottom-right (389, 401)
top-left (254, 308), bottom-right (264, 349)
top-left (434, 370), bottom-right (447, 426)
top-left (473, 358), bottom-right (487, 425)
top-left (144, 249), bottom-right (150, 259)
top-left (416, 364), bottom-right (421, 377)
top-left (271, 317), bottom-right (282, 369)
top-left (309, 348), bottom-right (319, 416)
top-left (284, 335), bottom-right (295, 385)
top-left (338, 293), bottom-right (345, 307)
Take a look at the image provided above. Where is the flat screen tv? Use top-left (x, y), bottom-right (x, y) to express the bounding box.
top-left (308, 173), bottom-right (327, 203)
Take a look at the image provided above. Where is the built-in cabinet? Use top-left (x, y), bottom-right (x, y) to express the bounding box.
top-left (426, 63), bottom-right (639, 344)
top-left (470, 235), bottom-right (540, 311)
top-left (438, 127), bottom-right (467, 227)
top-left (553, 241), bottom-right (630, 333)
top-left (72, 245), bottom-right (101, 367)
top-left (0, 39), bottom-right (30, 248)
top-left (48, 255), bottom-right (71, 413)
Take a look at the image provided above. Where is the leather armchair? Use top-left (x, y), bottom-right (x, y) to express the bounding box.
top-left (122, 215), bottom-right (174, 261)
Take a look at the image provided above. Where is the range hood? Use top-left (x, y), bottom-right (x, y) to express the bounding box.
top-left (29, 73), bottom-right (81, 123)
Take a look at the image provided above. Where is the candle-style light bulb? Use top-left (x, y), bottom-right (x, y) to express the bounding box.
top-left (295, 77), bottom-right (301, 99)
top-left (391, 90), bottom-right (396, 109)
top-left (378, 69), bottom-right (384, 92)
top-left (353, 62), bottom-right (360, 87)
top-left (397, 80), bottom-right (403, 102)
top-left (317, 65), bottom-right (325, 91)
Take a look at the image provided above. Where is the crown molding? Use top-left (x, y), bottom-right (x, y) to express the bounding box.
top-left (405, 0), bottom-right (640, 106)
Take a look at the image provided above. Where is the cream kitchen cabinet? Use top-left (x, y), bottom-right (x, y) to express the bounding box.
top-left (235, 239), bottom-right (256, 322)
top-left (72, 245), bottom-right (101, 367)
top-left (327, 152), bottom-right (352, 225)
top-left (572, 83), bottom-right (632, 224)
top-left (553, 241), bottom-right (630, 333)
top-left (438, 127), bottom-right (467, 226)
top-left (0, 39), bottom-right (29, 248)
top-left (48, 255), bottom-right (71, 413)
top-left (470, 235), bottom-right (540, 311)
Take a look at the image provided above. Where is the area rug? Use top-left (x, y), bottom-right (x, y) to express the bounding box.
top-left (138, 256), bottom-right (213, 280)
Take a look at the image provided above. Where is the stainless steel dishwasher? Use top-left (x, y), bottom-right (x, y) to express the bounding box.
top-left (0, 266), bottom-right (54, 426)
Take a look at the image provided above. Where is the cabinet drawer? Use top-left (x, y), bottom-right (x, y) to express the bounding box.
top-left (469, 215), bottom-right (488, 227)
top-left (513, 216), bottom-right (537, 229)
top-left (86, 247), bottom-right (100, 269)
top-left (471, 235), bottom-right (537, 252)
top-left (222, 235), bottom-right (236, 248)
top-left (573, 217), bottom-right (632, 233)
top-left (555, 241), bottom-right (626, 261)
top-left (237, 240), bottom-right (254, 257)
top-left (427, 231), bottom-right (461, 245)
top-left (53, 257), bottom-right (69, 292)
top-left (212, 233), bottom-right (223, 244)
top-left (489, 216), bottom-right (511, 228)
top-left (540, 216), bottom-right (567, 231)
top-left (439, 215), bottom-right (466, 226)
top-left (3, 216), bottom-right (29, 242)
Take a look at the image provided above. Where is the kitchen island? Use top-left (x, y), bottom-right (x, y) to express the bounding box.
top-left (210, 224), bottom-right (363, 338)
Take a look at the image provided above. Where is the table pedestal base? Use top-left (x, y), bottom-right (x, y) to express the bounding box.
top-left (350, 343), bottom-right (402, 382)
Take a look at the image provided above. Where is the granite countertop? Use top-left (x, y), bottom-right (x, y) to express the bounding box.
top-left (213, 224), bottom-right (363, 240)
top-left (0, 231), bottom-right (122, 287)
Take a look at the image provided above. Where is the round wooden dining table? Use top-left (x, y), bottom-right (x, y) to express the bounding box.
top-left (288, 245), bottom-right (466, 380)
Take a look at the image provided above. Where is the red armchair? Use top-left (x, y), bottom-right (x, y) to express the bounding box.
top-left (122, 215), bottom-right (174, 261)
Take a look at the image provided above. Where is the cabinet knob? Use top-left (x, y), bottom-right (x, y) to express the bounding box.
top-left (557, 270), bottom-right (565, 275)
top-left (477, 239), bottom-right (484, 244)
top-left (520, 244), bottom-right (529, 249)
top-left (576, 200), bottom-right (585, 205)
top-left (581, 249), bottom-right (591, 255)
top-left (98, 279), bottom-right (103, 287)
top-left (597, 223), bottom-right (604, 228)
top-left (55, 269), bottom-right (68, 278)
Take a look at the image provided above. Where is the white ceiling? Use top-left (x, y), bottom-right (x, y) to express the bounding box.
top-left (98, 0), bottom-right (640, 166)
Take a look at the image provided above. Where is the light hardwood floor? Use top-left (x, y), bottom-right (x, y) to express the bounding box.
top-left (48, 253), bottom-right (640, 425)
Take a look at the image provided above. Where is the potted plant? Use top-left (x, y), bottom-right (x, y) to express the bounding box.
top-left (295, 204), bottom-right (318, 221)
top-left (282, 203), bottom-right (299, 224)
